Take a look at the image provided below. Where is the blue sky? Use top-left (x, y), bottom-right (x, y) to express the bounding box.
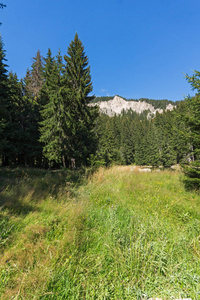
top-left (1, 0), bottom-right (200, 101)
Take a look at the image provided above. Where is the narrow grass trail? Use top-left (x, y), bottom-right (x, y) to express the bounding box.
top-left (0, 167), bottom-right (200, 299)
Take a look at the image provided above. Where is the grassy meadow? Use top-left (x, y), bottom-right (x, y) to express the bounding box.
top-left (0, 166), bottom-right (200, 299)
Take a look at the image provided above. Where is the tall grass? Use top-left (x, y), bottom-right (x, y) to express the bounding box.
top-left (0, 166), bottom-right (200, 299)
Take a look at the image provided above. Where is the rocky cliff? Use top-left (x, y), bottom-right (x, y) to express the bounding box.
top-left (89, 95), bottom-right (175, 117)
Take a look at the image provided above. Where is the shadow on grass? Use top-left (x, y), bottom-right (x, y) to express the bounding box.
top-left (0, 167), bottom-right (85, 217)
top-left (0, 193), bottom-right (36, 216)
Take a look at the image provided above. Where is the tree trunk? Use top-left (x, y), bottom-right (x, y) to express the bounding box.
top-left (62, 155), bottom-right (66, 168)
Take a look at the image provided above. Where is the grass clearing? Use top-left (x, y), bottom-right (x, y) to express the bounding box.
top-left (0, 166), bottom-right (200, 299)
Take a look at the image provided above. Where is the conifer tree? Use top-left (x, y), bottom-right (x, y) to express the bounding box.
top-left (120, 115), bottom-right (135, 164)
top-left (145, 121), bottom-right (161, 166)
top-left (40, 48), bottom-right (54, 106)
top-left (181, 78), bottom-right (200, 188)
top-left (134, 119), bottom-right (148, 165)
top-left (181, 96), bottom-right (200, 189)
top-left (172, 103), bottom-right (189, 164)
top-left (160, 112), bottom-right (176, 167)
top-left (5, 72), bottom-right (24, 165)
top-left (40, 51), bottom-right (70, 167)
top-left (21, 51), bottom-right (44, 167)
top-left (64, 33), bottom-right (98, 166)
top-left (29, 50), bottom-right (44, 101)
top-left (102, 117), bottom-right (121, 165)
top-left (0, 36), bottom-right (10, 165)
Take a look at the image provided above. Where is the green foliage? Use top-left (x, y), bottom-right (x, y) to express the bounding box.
top-left (95, 114), bottom-right (135, 166)
top-left (183, 161), bottom-right (200, 190)
top-left (0, 37), bottom-right (10, 165)
top-left (4, 72), bottom-right (24, 165)
top-left (40, 50), bottom-right (69, 167)
top-left (63, 33), bottom-right (99, 166)
top-left (181, 71), bottom-right (200, 189)
top-left (94, 104), bottom-right (189, 168)
top-left (0, 167), bottom-right (200, 299)
top-left (0, 35), bottom-right (99, 169)
top-left (0, 216), bottom-right (14, 248)
top-left (135, 97), bottom-right (179, 109)
top-left (40, 35), bottom-right (97, 167)
top-left (39, 34), bottom-right (99, 168)
top-left (0, 34), bottom-right (192, 170)
top-left (21, 68), bottom-right (43, 166)
top-left (92, 96), bottom-right (114, 103)
top-left (184, 95), bottom-right (200, 159)
top-left (40, 48), bottom-right (54, 106)
top-left (120, 116), bottom-right (135, 164)
top-left (92, 96), bottom-right (188, 168)
top-left (29, 50), bottom-right (44, 101)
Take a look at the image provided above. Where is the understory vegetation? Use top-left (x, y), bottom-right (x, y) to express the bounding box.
top-left (0, 166), bottom-right (200, 299)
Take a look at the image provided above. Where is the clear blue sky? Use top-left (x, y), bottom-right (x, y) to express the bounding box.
top-left (1, 0), bottom-right (200, 101)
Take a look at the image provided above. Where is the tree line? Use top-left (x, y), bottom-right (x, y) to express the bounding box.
top-left (0, 32), bottom-right (200, 188)
top-left (93, 96), bottom-right (200, 189)
top-left (93, 104), bottom-right (188, 167)
top-left (0, 34), bottom-right (98, 168)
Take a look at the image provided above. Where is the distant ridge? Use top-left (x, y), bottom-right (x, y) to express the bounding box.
top-left (89, 95), bottom-right (176, 117)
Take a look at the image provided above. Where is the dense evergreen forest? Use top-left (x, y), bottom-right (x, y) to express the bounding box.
top-left (93, 104), bottom-right (188, 167)
top-left (1, 32), bottom-right (200, 188)
top-left (0, 34), bottom-right (98, 168)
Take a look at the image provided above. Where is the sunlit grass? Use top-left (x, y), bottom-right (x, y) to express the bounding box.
top-left (0, 166), bottom-right (200, 299)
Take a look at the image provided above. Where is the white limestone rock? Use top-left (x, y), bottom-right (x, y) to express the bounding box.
top-left (89, 95), bottom-right (175, 117)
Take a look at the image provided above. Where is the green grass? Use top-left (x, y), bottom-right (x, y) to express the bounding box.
top-left (0, 166), bottom-right (200, 299)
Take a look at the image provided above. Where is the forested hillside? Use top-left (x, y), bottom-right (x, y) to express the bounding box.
top-left (93, 101), bottom-right (189, 167)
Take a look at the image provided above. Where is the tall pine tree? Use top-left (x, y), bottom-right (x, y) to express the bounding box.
top-left (0, 36), bottom-right (10, 165)
top-left (181, 71), bottom-right (200, 189)
top-left (64, 33), bottom-right (98, 166)
top-left (21, 51), bottom-right (44, 166)
top-left (5, 72), bottom-right (24, 165)
top-left (40, 50), bottom-right (71, 167)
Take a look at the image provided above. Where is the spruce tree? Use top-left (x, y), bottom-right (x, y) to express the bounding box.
top-left (21, 54), bottom-right (44, 167)
top-left (64, 33), bottom-right (98, 166)
top-left (134, 118), bottom-right (148, 165)
top-left (40, 48), bottom-right (55, 106)
top-left (182, 96), bottom-right (200, 188)
top-left (40, 51), bottom-right (70, 167)
top-left (95, 116), bottom-right (117, 166)
top-left (160, 112), bottom-right (177, 167)
top-left (120, 115), bottom-right (135, 165)
top-left (173, 102), bottom-right (189, 164)
top-left (5, 72), bottom-right (24, 165)
top-left (29, 50), bottom-right (44, 101)
top-left (145, 121), bottom-right (161, 166)
top-left (0, 36), bottom-right (10, 165)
